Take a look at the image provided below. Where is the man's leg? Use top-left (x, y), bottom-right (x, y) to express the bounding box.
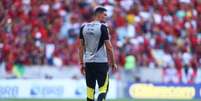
top-left (96, 63), bottom-right (109, 101)
top-left (85, 63), bottom-right (96, 101)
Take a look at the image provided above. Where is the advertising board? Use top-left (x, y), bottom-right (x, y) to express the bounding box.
top-left (0, 79), bottom-right (117, 99)
top-left (129, 83), bottom-right (201, 99)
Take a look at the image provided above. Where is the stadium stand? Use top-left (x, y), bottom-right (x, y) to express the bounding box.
top-left (0, 0), bottom-right (201, 83)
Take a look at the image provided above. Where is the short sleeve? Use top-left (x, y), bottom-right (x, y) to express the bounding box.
top-left (79, 25), bottom-right (84, 39)
top-left (101, 24), bottom-right (109, 40)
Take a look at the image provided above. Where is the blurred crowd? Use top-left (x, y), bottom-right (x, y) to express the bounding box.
top-left (0, 0), bottom-right (201, 82)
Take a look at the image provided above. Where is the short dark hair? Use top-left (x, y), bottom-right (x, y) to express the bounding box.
top-left (94, 7), bottom-right (107, 15)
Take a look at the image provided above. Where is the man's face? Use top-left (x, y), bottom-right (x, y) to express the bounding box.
top-left (99, 11), bottom-right (107, 22)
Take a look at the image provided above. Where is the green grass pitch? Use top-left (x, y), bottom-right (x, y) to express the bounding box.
top-left (0, 99), bottom-right (200, 101)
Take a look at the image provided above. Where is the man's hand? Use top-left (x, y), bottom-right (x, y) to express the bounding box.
top-left (80, 64), bottom-right (85, 75)
top-left (111, 64), bottom-right (117, 73)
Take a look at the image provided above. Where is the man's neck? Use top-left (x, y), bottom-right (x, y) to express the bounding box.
top-left (94, 19), bottom-right (105, 23)
top-left (94, 17), bottom-right (101, 22)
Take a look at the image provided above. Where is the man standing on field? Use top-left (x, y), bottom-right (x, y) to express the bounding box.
top-left (79, 6), bottom-right (117, 101)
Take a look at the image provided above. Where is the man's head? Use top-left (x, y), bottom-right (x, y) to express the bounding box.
top-left (94, 7), bottom-right (107, 22)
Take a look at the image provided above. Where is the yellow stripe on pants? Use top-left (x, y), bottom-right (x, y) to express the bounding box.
top-left (99, 74), bottom-right (109, 94)
top-left (87, 87), bottom-right (94, 100)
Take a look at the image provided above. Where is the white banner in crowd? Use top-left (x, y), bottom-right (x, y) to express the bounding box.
top-left (0, 79), bottom-right (117, 99)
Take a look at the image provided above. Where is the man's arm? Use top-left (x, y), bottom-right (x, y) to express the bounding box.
top-left (79, 25), bottom-right (85, 75)
top-left (105, 40), bottom-right (116, 68)
top-left (79, 39), bottom-right (84, 65)
top-left (101, 24), bottom-right (117, 69)
top-left (79, 39), bottom-right (85, 75)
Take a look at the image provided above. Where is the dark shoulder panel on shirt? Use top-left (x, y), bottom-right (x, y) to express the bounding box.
top-left (100, 24), bottom-right (109, 40)
top-left (79, 25), bottom-right (85, 39)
